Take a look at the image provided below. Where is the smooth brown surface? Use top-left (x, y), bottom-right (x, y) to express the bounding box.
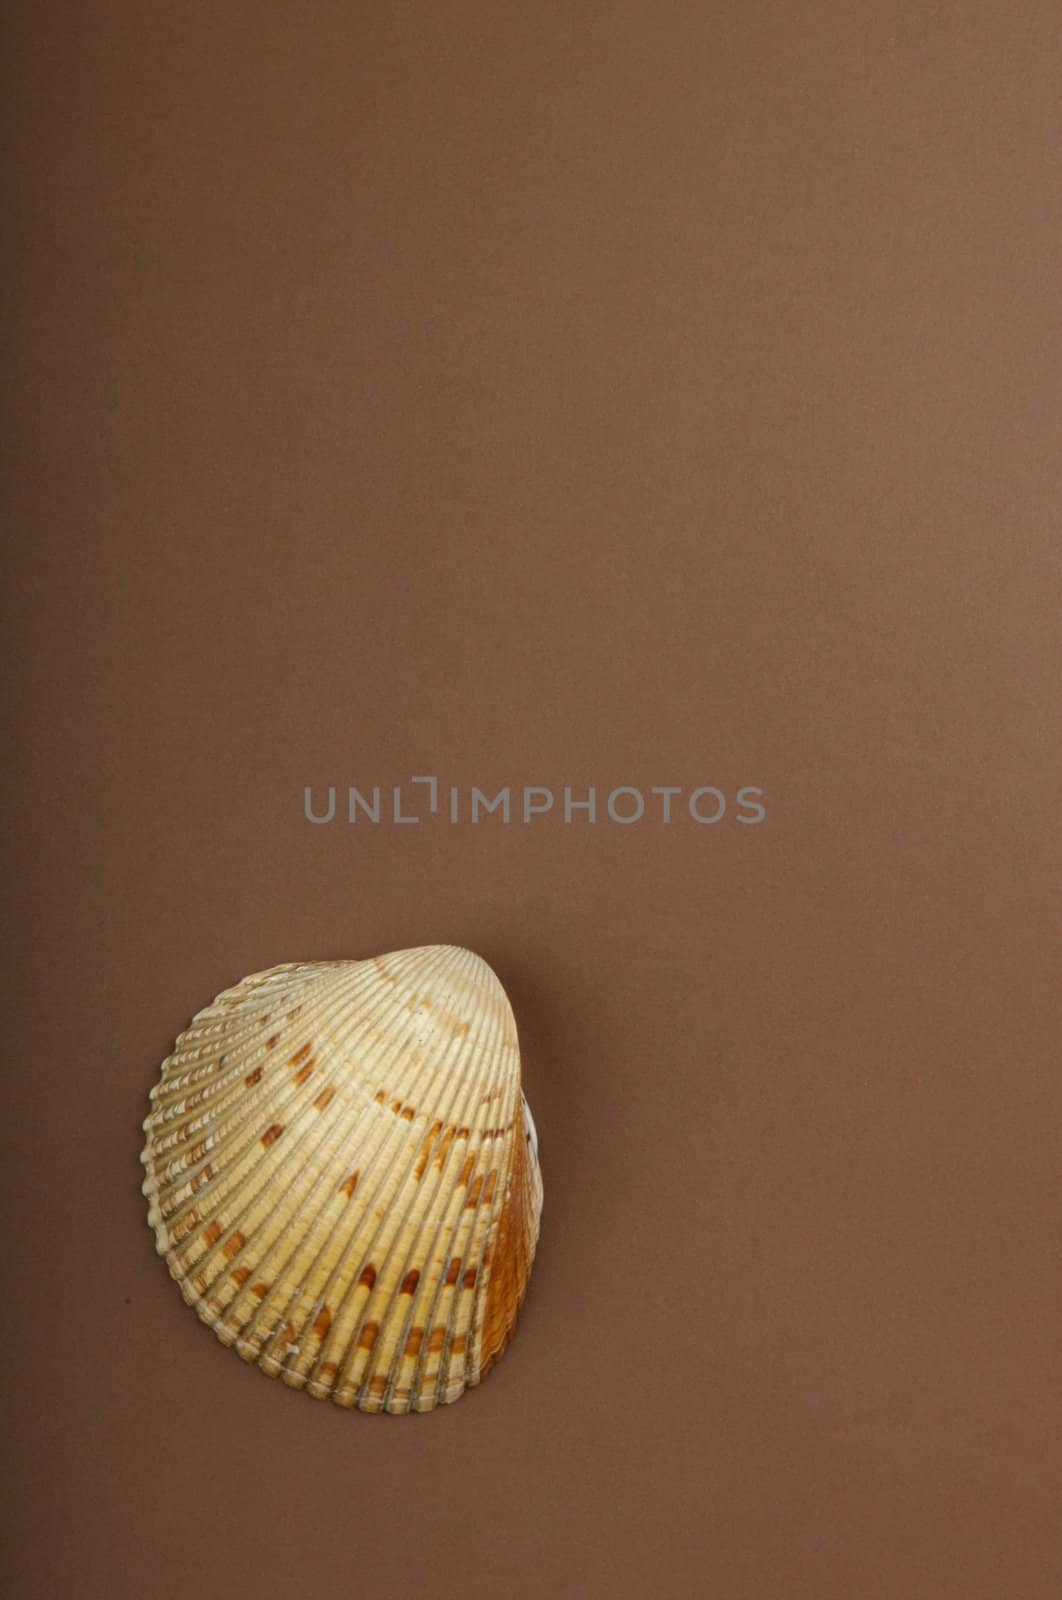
top-left (4, 4), bottom-right (1061, 1596)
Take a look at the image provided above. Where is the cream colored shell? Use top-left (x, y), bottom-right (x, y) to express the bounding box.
top-left (141, 946), bottom-right (542, 1412)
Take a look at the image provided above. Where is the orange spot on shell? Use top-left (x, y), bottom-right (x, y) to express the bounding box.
top-left (313, 1085), bottom-right (335, 1112)
top-left (445, 1257), bottom-right (462, 1286)
top-left (201, 1221), bottom-right (222, 1247)
top-left (400, 1269), bottom-right (420, 1295)
top-left (288, 1042), bottom-right (312, 1067)
top-left (339, 1170), bottom-right (359, 1199)
top-left (313, 1305), bottom-right (332, 1341)
top-left (231, 1265), bottom-right (251, 1287)
top-left (414, 1121), bottom-right (442, 1180)
top-left (357, 1321), bottom-right (379, 1352)
top-left (404, 1327), bottom-right (423, 1359)
top-left (244, 1066), bottom-right (262, 1088)
top-left (222, 1230), bottom-right (245, 1260)
top-left (358, 1265), bottom-right (377, 1290)
top-left (261, 1123), bottom-right (285, 1149)
top-left (293, 1059), bottom-right (316, 1086)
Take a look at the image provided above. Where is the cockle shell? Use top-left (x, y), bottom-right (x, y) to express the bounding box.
top-left (141, 946), bottom-right (543, 1413)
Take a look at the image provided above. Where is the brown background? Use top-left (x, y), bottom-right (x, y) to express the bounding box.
top-left (4, 3), bottom-right (1062, 1596)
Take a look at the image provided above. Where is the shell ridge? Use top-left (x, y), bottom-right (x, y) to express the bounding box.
top-left (143, 963), bottom-right (379, 1266)
top-left (264, 947), bottom-right (475, 1394)
top-left (330, 948), bottom-right (503, 1407)
top-left (210, 957), bottom-right (450, 1362)
top-left (462, 988), bottom-right (525, 1391)
top-left (144, 965), bottom-right (318, 1113)
top-left (403, 949), bottom-right (515, 1409)
top-left (368, 947), bottom-right (511, 1410)
top-left (145, 961), bottom-right (388, 1238)
top-left (427, 954), bottom-right (518, 1405)
top-left (480, 1095), bottom-right (541, 1372)
top-left (334, 945), bottom-right (512, 1409)
top-left (142, 971), bottom-right (326, 1165)
top-left (250, 946), bottom-right (470, 1388)
top-left (146, 962), bottom-right (407, 1343)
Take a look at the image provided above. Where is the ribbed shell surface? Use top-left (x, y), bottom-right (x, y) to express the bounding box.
top-left (141, 946), bottom-right (543, 1413)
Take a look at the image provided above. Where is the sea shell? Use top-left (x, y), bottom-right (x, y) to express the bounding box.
top-left (141, 946), bottom-right (543, 1413)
